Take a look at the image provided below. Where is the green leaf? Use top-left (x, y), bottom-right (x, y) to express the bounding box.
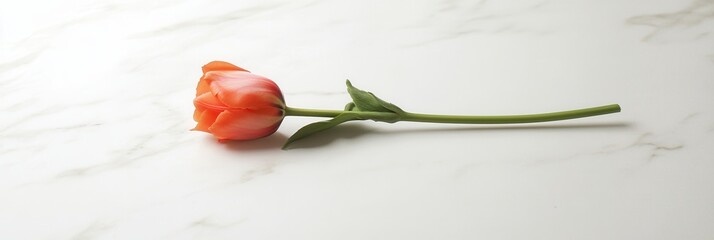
top-left (346, 80), bottom-right (405, 116)
top-left (344, 102), bottom-right (358, 111)
top-left (282, 112), bottom-right (362, 149)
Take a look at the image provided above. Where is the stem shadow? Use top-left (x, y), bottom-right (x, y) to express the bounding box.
top-left (286, 122), bottom-right (633, 150)
top-left (221, 132), bottom-right (289, 152)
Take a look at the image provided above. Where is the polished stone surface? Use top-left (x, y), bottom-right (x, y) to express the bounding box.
top-left (1, 0), bottom-right (713, 239)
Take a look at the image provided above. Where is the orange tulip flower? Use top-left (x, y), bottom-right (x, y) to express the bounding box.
top-left (192, 61), bottom-right (285, 141)
top-left (192, 61), bottom-right (621, 149)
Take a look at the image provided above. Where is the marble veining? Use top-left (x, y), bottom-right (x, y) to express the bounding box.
top-left (573, 113), bottom-right (711, 165)
top-left (605, 132), bottom-right (684, 161)
top-left (1, 0), bottom-right (714, 239)
top-left (627, 0), bottom-right (714, 42)
top-left (72, 221), bottom-right (115, 240)
top-left (399, 0), bottom-right (553, 47)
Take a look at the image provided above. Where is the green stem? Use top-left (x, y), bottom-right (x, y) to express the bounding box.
top-left (285, 104), bottom-right (621, 124)
top-left (284, 107), bottom-right (345, 118)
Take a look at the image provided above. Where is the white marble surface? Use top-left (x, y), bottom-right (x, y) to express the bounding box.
top-left (2, 0), bottom-right (714, 239)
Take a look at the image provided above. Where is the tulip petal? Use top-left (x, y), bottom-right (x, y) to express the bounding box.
top-left (206, 71), bottom-right (284, 109)
top-left (198, 62), bottom-right (250, 96)
top-left (196, 78), bottom-right (211, 96)
top-left (202, 61), bottom-right (249, 73)
top-left (193, 92), bottom-right (228, 111)
top-left (194, 92), bottom-right (229, 111)
top-left (208, 107), bottom-right (284, 140)
top-left (216, 88), bottom-right (284, 109)
top-left (192, 109), bottom-right (220, 132)
top-left (193, 109), bottom-right (203, 122)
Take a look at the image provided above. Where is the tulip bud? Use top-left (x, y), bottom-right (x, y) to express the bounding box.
top-left (192, 61), bottom-right (285, 141)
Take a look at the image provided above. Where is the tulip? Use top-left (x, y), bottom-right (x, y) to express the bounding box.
top-left (192, 61), bottom-right (285, 141)
top-left (192, 61), bottom-right (621, 149)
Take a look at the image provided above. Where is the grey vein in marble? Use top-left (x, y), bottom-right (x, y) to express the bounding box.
top-left (627, 0), bottom-right (714, 42)
top-left (619, 133), bottom-right (684, 161)
top-left (399, 0), bottom-right (551, 47)
top-left (130, 3), bottom-right (282, 38)
top-left (239, 161), bottom-right (277, 183)
top-left (70, 221), bottom-right (115, 240)
top-left (187, 217), bottom-right (246, 230)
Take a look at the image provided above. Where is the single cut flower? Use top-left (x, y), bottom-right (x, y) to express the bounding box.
top-left (192, 60), bottom-right (621, 149)
top-left (192, 61), bottom-right (285, 141)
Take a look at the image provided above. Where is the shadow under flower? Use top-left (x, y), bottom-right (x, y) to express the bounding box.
top-left (285, 122), bottom-right (633, 150)
top-left (222, 132), bottom-right (289, 151)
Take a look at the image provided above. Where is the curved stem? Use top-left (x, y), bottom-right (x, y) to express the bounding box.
top-left (285, 104), bottom-right (621, 124)
top-left (401, 104), bottom-right (621, 124)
